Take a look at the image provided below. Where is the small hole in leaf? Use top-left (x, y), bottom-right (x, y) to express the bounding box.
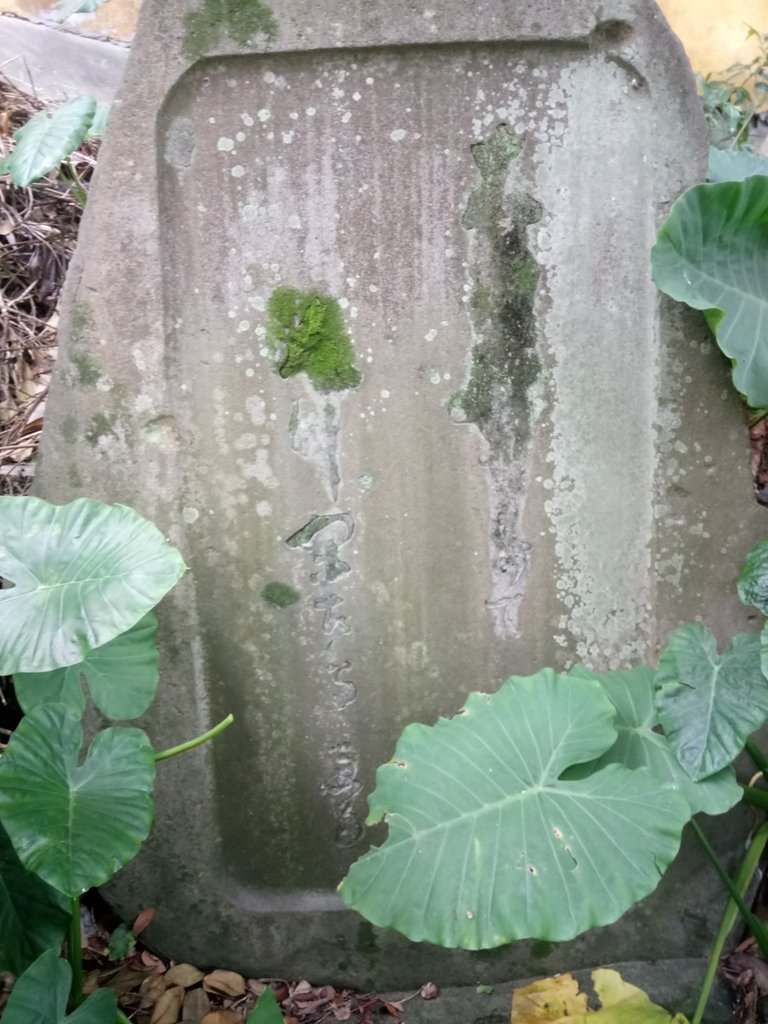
top-left (395, 760), bottom-right (407, 768)
top-left (528, 865), bottom-right (538, 875)
top-left (466, 910), bottom-right (474, 919)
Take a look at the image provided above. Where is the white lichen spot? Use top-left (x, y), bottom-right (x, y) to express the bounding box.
top-left (240, 112), bottom-right (254, 127)
top-left (288, 214), bottom-right (302, 229)
top-left (263, 71), bottom-right (275, 83)
top-left (306, 106), bottom-right (316, 116)
top-left (182, 506), bottom-right (200, 524)
top-left (217, 137), bottom-right (235, 152)
top-left (352, 91), bottom-right (361, 101)
top-left (281, 131), bottom-right (295, 144)
top-left (257, 109), bottom-right (271, 122)
top-left (246, 395), bottom-right (267, 426)
top-left (425, 328), bottom-right (437, 342)
top-left (338, 297), bottom-right (349, 309)
top-left (237, 320), bottom-right (250, 333)
top-left (390, 128), bottom-right (407, 142)
top-left (256, 500), bottom-right (272, 517)
top-left (236, 131), bottom-right (246, 142)
top-left (380, 389), bottom-right (390, 399)
top-left (231, 166), bottom-right (245, 177)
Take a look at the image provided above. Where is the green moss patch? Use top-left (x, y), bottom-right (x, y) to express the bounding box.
top-left (183, 0), bottom-right (277, 59)
top-left (262, 581), bottom-right (300, 608)
top-left (266, 286), bottom-right (361, 393)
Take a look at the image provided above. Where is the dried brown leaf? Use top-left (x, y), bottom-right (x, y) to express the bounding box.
top-left (166, 964), bottom-right (205, 989)
top-left (203, 970), bottom-right (246, 998)
top-left (201, 1012), bottom-right (243, 1024)
top-left (150, 985), bottom-right (185, 1024)
top-left (140, 973), bottom-right (170, 1007)
top-left (419, 982), bottom-right (440, 1000)
top-left (182, 987), bottom-right (212, 1023)
top-left (133, 907), bottom-right (157, 936)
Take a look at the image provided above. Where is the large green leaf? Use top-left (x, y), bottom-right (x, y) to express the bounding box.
top-left (707, 146), bottom-right (768, 183)
top-left (651, 175), bottom-right (768, 408)
top-left (566, 665), bottom-right (740, 816)
top-left (3, 97), bottom-right (96, 187)
top-left (654, 624), bottom-right (768, 781)
top-left (0, 824), bottom-right (69, 975)
top-left (738, 539), bottom-right (768, 614)
top-left (15, 613), bottom-right (159, 720)
top-left (0, 705), bottom-right (155, 896)
top-left (2, 950), bottom-right (116, 1023)
top-left (0, 496), bottom-right (186, 674)
top-left (339, 671), bottom-right (690, 949)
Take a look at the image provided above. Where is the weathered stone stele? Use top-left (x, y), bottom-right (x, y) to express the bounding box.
top-left (36, 0), bottom-right (766, 992)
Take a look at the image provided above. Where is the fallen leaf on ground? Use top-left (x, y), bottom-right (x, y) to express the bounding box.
top-left (140, 973), bottom-right (170, 1007)
top-left (133, 907), bottom-right (157, 936)
top-left (167, 964), bottom-right (206, 988)
top-left (419, 982), bottom-right (440, 1000)
top-left (150, 984), bottom-right (185, 1024)
top-left (201, 1012), bottom-right (243, 1024)
top-left (182, 987), bottom-right (211, 1022)
top-left (204, 969), bottom-right (246, 998)
top-left (510, 970), bottom-right (690, 1024)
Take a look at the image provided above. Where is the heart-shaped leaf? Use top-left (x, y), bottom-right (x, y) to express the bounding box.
top-left (246, 986), bottom-right (284, 1024)
top-left (2, 950), bottom-right (117, 1023)
top-left (566, 665), bottom-right (740, 816)
top-left (651, 176), bottom-right (768, 408)
top-left (15, 613), bottom-right (159, 720)
top-left (3, 97), bottom-right (96, 187)
top-left (654, 624), bottom-right (768, 780)
top-left (0, 824), bottom-right (70, 975)
top-left (0, 704), bottom-right (156, 896)
top-left (738, 540), bottom-right (768, 615)
top-left (707, 146), bottom-right (768, 183)
top-left (339, 671), bottom-right (690, 948)
top-left (0, 496), bottom-right (186, 674)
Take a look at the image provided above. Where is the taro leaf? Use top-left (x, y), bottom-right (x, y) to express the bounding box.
top-left (339, 670), bottom-right (690, 949)
top-left (3, 97), bottom-right (96, 187)
top-left (565, 665), bottom-right (740, 816)
top-left (654, 624), bottom-right (768, 780)
top-left (246, 986), bottom-right (284, 1024)
top-left (53, 0), bottom-right (112, 20)
top-left (0, 704), bottom-right (155, 897)
top-left (651, 175), bottom-right (768, 408)
top-left (2, 949), bottom-right (117, 1024)
top-left (108, 923), bottom-right (135, 961)
top-left (87, 102), bottom-right (110, 138)
top-left (707, 146), bottom-right (768, 183)
top-left (738, 539), bottom-right (768, 614)
top-left (0, 823), bottom-right (69, 975)
top-left (0, 496), bottom-right (186, 674)
top-left (15, 613), bottom-right (159, 720)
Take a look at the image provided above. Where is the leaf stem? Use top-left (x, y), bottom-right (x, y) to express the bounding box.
top-left (691, 819), bottom-right (768, 956)
top-left (154, 714), bottom-right (234, 762)
top-left (116, 1010), bottom-right (133, 1024)
top-left (68, 896), bottom-right (83, 1010)
top-left (741, 784), bottom-right (768, 810)
top-left (746, 738), bottom-right (768, 777)
top-left (692, 822), bottom-right (768, 1024)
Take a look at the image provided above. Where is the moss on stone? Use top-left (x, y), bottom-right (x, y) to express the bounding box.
top-left (459, 123), bottom-right (542, 462)
top-left (266, 286), bottom-right (361, 393)
top-left (183, 0), bottom-right (277, 59)
top-left (70, 351), bottom-right (102, 388)
top-left (262, 581), bottom-right (300, 608)
top-left (84, 412), bottom-right (117, 446)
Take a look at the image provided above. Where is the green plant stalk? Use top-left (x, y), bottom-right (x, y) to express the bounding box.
top-left (116, 1010), bottom-right (132, 1024)
top-left (746, 738), bottom-right (768, 777)
top-left (692, 821), bottom-right (768, 1024)
top-left (154, 714), bottom-right (234, 762)
top-left (741, 784), bottom-right (768, 810)
top-left (691, 819), bottom-right (768, 956)
top-left (67, 896), bottom-right (83, 1010)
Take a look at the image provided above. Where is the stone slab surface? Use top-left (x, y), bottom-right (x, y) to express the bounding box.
top-left (0, 15), bottom-right (128, 101)
top-left (36, 0), bottom-right (767, 987)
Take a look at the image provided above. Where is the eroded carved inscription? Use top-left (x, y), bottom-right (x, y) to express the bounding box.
top-left (285, 512), bottom-right (362, 846)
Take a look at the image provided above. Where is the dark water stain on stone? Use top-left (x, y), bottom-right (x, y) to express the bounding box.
top-left (455, 123), bottom-right (542, 464)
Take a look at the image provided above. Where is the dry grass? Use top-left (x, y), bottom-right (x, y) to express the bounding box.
top-left (0, 74), bottom-right (98, 494)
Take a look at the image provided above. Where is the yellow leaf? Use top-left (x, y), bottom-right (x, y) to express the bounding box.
top-left (511, 974), bottom-right (588, 1023)
top-left (590, 970), bottom-right (690, 1024)
top-left (510, 970), bottom-right (690, 1024)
